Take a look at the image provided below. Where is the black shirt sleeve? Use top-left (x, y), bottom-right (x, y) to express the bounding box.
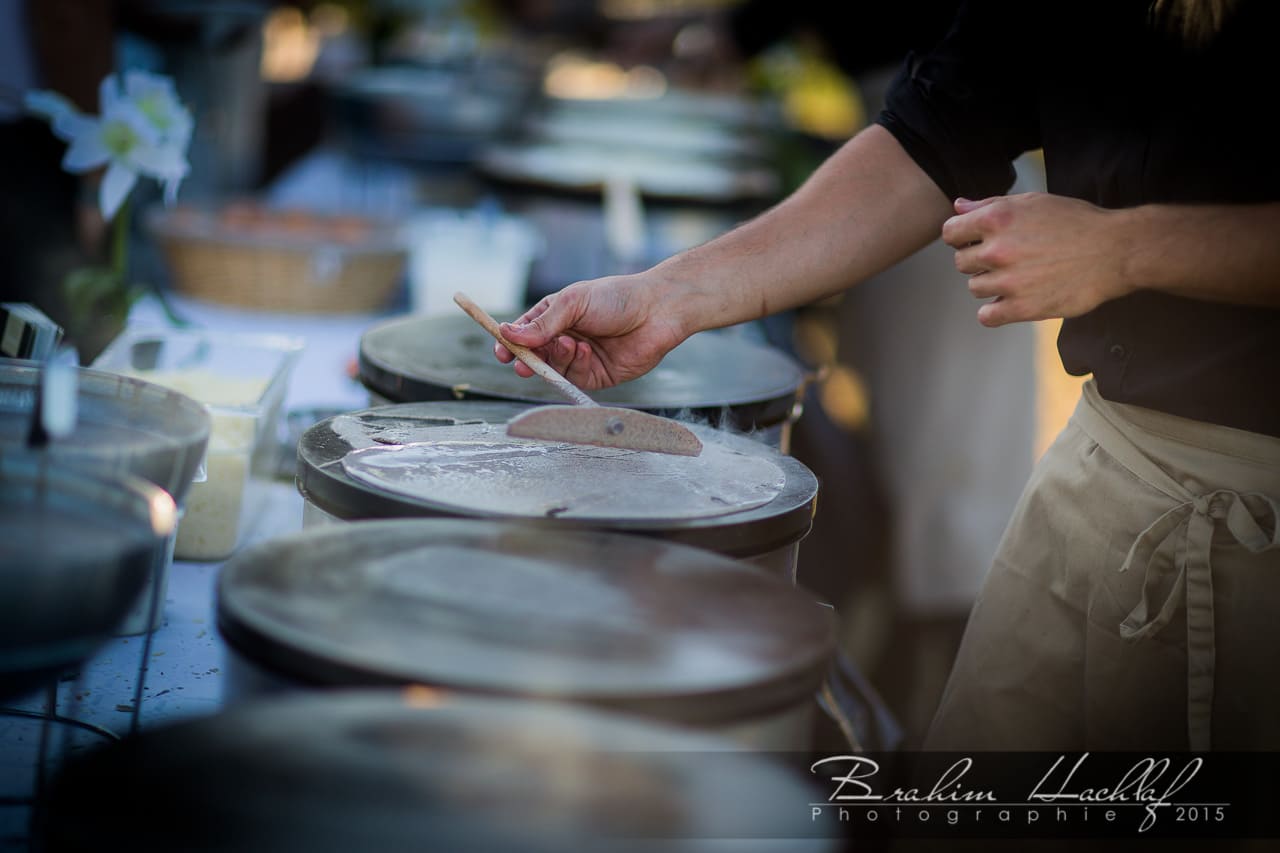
top-left (874, 0), bottom-right (1041, 201)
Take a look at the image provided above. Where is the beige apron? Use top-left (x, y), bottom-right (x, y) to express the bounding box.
top-left (925, 380), bottom-right (1280, 751)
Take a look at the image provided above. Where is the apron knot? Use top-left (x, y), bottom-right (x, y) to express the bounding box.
top-left (1072, 382), bottom-right (1280, 752)
top-left (1115, 488), bottom-right (1279, 750)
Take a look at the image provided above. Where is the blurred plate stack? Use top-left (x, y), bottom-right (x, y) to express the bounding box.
top-left (329, 61), bottom-right (539, 166)
top-left (476, 88), bottom-right (785, 204)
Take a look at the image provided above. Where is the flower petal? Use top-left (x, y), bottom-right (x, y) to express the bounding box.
top-left (124, 69), bottom-right (177, 101)
top-left (167, 106), bottom-right (194, 151)
top-left (62, 129), bottom-right (111, 173)
top-left (99, 73), bottom-right (121, 115)
top-left (105, 99), bottom-right (161, 147)
top-left (129, 141), bottom-right (189, 181)
top-left (122, 70), bottom-right (193, 150)
top-left (100, 161), bottom-right (138, 221)
top-left (163, 176), bottom-right (182, 207)
top-left (123, 69), bottom-right (150, 98)
top-left (24, 90), bottom-right (79, 126)
top-left (51, 112), bottom-right (98, 144)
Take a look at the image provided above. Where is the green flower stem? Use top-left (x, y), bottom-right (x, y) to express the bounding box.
top-left (111, 196), bottom-right (131, 282)
top-left (102, 196), bottom-right (190, 329)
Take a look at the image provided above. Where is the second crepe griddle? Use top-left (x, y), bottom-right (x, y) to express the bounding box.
top-left (357, 313), bottom-right (806, 433)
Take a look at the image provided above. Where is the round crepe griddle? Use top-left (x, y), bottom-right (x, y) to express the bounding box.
top-left (357, 313), bottom-right (806, 432)
top-left (42, 690), bottom-right (833, 853)
top-left (297, 401), bottom-right (818, 559)
top-left (216, 519), bottom-right (833, 722)
top-left (339, 424), bottom-right (786, 522)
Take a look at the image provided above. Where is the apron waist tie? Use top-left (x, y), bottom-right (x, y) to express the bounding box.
top-left (1116, 490), bottom-right (1280, 751)
top-left (1071, 382), bottom-right (1280, 752)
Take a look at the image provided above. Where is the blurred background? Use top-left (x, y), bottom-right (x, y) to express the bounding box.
top-left (1, 0), bottom-right (1086, 750)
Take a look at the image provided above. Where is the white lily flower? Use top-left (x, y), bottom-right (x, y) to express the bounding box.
top-left (24, 72), bottom-right (192, 220)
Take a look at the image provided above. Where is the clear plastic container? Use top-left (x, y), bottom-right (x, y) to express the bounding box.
top-left (94, 328), bottom-right (303, 561)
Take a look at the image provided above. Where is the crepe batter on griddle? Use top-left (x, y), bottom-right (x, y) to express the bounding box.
top-left (339, 422), bottom-right (785, 522)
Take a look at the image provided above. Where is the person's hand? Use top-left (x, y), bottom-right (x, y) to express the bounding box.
top-left (942, 192), bottom-right (1134, 327)
top-left (495, 273), bottom-right (687, 390)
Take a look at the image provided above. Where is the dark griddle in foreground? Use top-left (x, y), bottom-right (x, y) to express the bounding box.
top-left (216, 519), bottom-right (834, 724)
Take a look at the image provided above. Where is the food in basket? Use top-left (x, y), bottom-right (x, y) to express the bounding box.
top-left (146, 202), bottom-right (407, 313)
top-left (215, 202), bottom-right (375, 244)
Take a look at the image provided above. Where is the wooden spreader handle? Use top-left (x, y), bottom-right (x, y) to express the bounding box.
top-left (454, 291), bottom-right (703, 457)
top-left (453, 292), bottom-right (597, 408)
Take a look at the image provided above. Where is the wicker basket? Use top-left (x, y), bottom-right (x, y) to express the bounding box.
top-left (147, 204), bottom-right (408, 314)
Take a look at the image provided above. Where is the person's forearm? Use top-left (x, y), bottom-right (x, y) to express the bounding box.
top-left (651, 124), bottom-right (953, 338)
top-left (1119, 202), bottom-right (1280, 307)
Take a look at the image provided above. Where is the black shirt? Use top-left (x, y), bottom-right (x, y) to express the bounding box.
top-left (876, 0), bottom-right (1280, 437)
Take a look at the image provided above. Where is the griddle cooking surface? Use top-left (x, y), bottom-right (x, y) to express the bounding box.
top-left (357, 314), bottom-right (804, 418)
top-left (340, 423), bottom-right (785, 522)
top-left (298, 402), bottom-right (819, 556)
